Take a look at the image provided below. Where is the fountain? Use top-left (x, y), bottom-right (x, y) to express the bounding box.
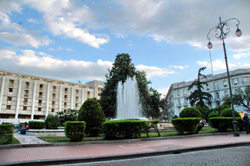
top-left (116, 76), bottom-right (146, 120)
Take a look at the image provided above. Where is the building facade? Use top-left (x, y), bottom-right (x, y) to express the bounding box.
top-left (0, 70), bottom-right (105, 124)
top-left (166, 68), bottom-right (250, 117)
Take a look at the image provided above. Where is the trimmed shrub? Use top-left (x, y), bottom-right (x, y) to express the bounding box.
top-left (209, 117), bottom-right (242, 132)
top-left (208, 111), bottom-right (220, 120)
top-left (28, 121), bottom-right (45, 129)
top-left (211, 104), bottom-right (230, 115)
top-left (65, 121), bottom-right (86, 142)
top-left (196, 105), bottom-right (210, 121)
top-left (179, 107), bottom-right (202, 118)
top-left (78, 98), bottom-right (105, 137)
top-left (221, 108), bottom-right (241, 117)
top-left (172, 115), bottom-right (178, 119)
top-left (0, 124), bottom-right (13, 144)
top-left (171, 118), bottom-right (201, 135)
top-left (102, 120), bottom-right (147, 140)
top-left (45, 115), bottom-right (61, 129)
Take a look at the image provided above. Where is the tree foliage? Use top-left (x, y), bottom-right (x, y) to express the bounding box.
top-left (99, 53), bottom-right (160, 119)
top-left (222, 85), bottom-right (250, 112)
top-left (187, 67), bottom-right (212, 107)
top-left (78, 98), bottom-right (105, 136)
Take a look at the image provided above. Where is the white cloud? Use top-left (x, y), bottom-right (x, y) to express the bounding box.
top-left (136, 64), bottom-right (175, 78)
top-left (197, 59), bottom-right (241, 71)
top-left (27, 18), bottom-right (39, 24)
top-left (169, 65), bottom-right (189, 70)
top-left (157, 87), bottom-right (169, 98)
top-left (233, 52), bottom-right (250, 60)
top-left (0, 49), bottom-right (112, 80)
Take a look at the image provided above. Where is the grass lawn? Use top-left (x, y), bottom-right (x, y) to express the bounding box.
top-left (38, 126), bottom-right (218, 143)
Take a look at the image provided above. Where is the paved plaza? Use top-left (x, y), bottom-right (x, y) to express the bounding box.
top-left (0, 132), bottom-right (250, 165)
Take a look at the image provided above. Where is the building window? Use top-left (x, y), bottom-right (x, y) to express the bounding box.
top-left (52, 93), bottom-right (56, 100)
top-left (242, 77), bottom-right (249, 84)
top-left (215, 92), bottom-right (220, 100)
top-left (76, 96), bottom-right (79, 102)
top-left (64, 102), bottom-right (67, 108)
top-left (64, 95), bottom-right (67, 100)
top-left (9, 79), bottom-right (14, 87)
top-left (39, 84), bottom-right (44, 90)
top-left (6, 105), bottom-right (11, 109)
top-left (214, 82), bottom-right (219, 90)
top-left (8, 88), bottom-right (13, 94)
top-left (24, 90), bottom-right (29, 97)
top-left (75, 103), bottom-right (78, 108)
top-left (38, 107), bottom-right (41, 111)
top-left (23, 106), bottom-right (27, 110)
top-left (24, 98), bottom-right (28, 105)
top-left (206, 84), bottom-right (210, 91)
top-left (183, 89), bottom-right (187, 96)
top-left (233, 78), bottom-right (238, 85)
top-left (51, 108), bottom-right (55, 112)
top-left (52, 101), bottom-right (55, 106)
top-left (223, 80), bottom-right (227, 87)
top-left (177, 90), bottom-right (180, 96)
top-left (65, 88), bottom-right (68, 93)
top-left (53, 86), bottom-right (56, 92)
top-left (25, 82), bottom-right (30, 89)
top-left (7, 97), bottom-right (12, 104)
top-left (38, 100), bottom-right (42, 106)
top-left (76, 89), bottom-right (79, 95)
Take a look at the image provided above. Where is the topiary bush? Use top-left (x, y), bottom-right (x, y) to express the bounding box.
top-left (78, 98), bottom-right (105, 137)
top-left (208, 111), bottom-right (220, 120)
top-left (209, 117), bottom-right (242, 132)
top-left (172, 115), bottom-right (178, 119)
top-left (179, 107), bottom-right (202, 118)
top-left (171, 118), bottom-right (201, 135)
top-left (102, 120), bottom-right (147, 140)
top-left (28, 121), bottom-right (45, 129)
top-left (45, 115), bottom-right (61, 129)
top-left (221, 108), bottom-right (241, 117)
top-left (0, 124), bottom-right (13, 144)
top-left (65, 121), bottom-right (86, 142)
top-left (195, 105), bottom-right (210, 121)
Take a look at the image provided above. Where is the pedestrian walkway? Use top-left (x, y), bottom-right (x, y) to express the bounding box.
top-left (13, 133), bottom-right (48, 144)
top-left (0, 133), bottom-right (249, 165)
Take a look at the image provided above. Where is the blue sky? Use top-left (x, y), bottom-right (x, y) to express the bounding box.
top-left (0, 0), bottom-right (250, 96)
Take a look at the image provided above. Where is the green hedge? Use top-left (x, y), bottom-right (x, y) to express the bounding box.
top-left (45, 115), bottom-right (61, 129)
top-left (102, 120), bottom-right (147, 140)
top-left (171, 118), bottom-right (201, 135)
top-left (179, 107), bottom-right (202, 118)
top-left (28, 121), bottom-right (45, 129)
top-left (221, 108), bottom-right (241, 117)
top-left (65, 121), bottom-right (86, 142)
top-left (209, 117), bottom-right (243, 132)
top-left (0, 124), bottom-right (13, 144)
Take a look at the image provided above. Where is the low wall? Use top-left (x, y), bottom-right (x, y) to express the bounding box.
top-left (26, 129), bottom-right (65, 137)
top-left (157, 121), bottom-right (175, 130)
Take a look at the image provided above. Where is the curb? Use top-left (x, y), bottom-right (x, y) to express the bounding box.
top-left (0, 132), bottom-right (236, 149)
top-left (2, 141), bottom-right (250, 166)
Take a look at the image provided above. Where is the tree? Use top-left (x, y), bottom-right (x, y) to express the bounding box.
top-left (99, 53), bottom-right (157, 118)
top-left (56, 109), bottom-right (78, 126)
top-left (159, 97), bottom-right (174, 121)
top-left (187, 67), bottom-right (212, 107)
top-left (78, 98), bottom-right (105, 137)
top-left (143, 88), bottom-right (161, 119)
top-left (222, 85), bottom-right (250, 112)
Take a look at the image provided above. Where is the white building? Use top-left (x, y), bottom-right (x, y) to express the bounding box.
top-left (0, 70), bottom-right (105, 124)
top-left (166, 68), bottom-right (250, 117)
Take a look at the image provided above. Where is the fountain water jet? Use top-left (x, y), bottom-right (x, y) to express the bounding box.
top-left (116, 76), bottom-right (146, 120)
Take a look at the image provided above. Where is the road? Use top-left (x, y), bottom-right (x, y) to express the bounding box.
top-left (59, 146), bottom-right (250, 166)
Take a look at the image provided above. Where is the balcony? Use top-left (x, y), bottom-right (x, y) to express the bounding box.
top-left (8, 92), bottom-right (13, 95)
top-left (23, 102), bottom-right (28, 105)
top-left (25, 86), bottom-right (29, 89)
top-left (177, 104), bottom-right (182, 108)
top-left (9, 84), bottom-right (14, 88)
top-left (7, 101), bottom-right (12, 104)
top-left (38, 95), bottom-right (43, 99)
top-left (24, 94), bottom-right (29, 98)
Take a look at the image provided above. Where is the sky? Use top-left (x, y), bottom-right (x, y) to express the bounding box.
top-left (0, 0), bottom-right (250, 97)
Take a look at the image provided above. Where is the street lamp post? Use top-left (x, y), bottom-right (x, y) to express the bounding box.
top-left (207, 17), bottom-right (242, 137)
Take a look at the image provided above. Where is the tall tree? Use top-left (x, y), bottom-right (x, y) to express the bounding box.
top-left (222, 85), bottom-right (250, 112)
top-left (187, 67), bottom-right (212, 107)
top-left (99, 53), bottom-right (159, 118)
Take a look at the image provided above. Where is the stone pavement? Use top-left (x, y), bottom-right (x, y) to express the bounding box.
top-left (0, 132), bottom-right (250, 165)
top-left (13, 133), bottom-right (48, 144)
